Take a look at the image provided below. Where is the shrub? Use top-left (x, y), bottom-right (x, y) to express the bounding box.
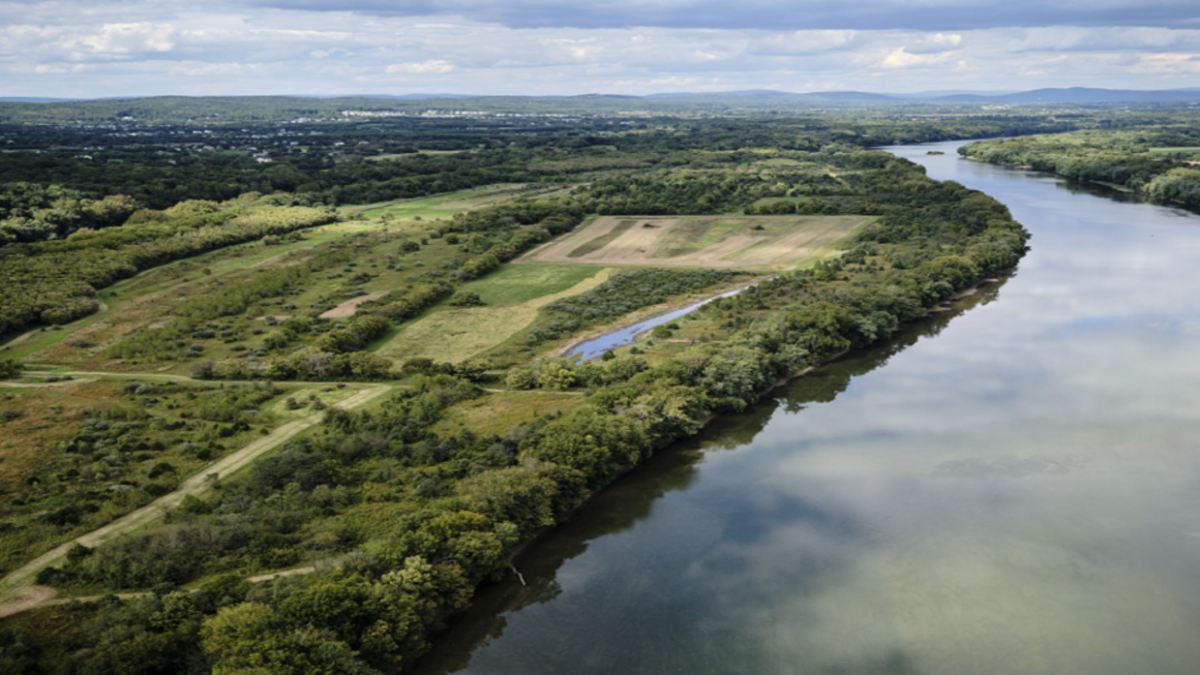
top-left (448, 290), bottom-right (485, 307)
top-left (505, 369), bottom-right (536, 390)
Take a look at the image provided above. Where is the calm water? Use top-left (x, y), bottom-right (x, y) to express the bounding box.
top-left (414, 141), bottom-right (1200, 675)
top-left (570, 285), bottom-right (750, 361)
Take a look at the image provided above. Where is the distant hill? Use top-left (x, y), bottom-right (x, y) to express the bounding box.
top-left (5, 88), bottom-right (1200, 107)
top-left (305, 93), bottom-right (477, 100)
top-left (0, 97), bottom-right (78, 103)
top-left (934, 87), bottom-right (1200, 103)
top-left (885, 89), bottom-right (1021, 99)
top-left (2, 87), bottom-right (1198, 125)
top-left (642, 90), bottom-right (784, 98)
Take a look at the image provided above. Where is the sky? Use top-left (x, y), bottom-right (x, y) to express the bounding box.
top-left (2, 0), bottom-right (1199, 98)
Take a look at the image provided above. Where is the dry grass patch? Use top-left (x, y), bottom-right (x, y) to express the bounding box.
top-left (524, 215), bottom-right (868, 269)
top-left (319, 293), bottom-right (386, 319)
top-left (32, 290), bottom-right (182, 367)
top-left (0, 381), bottom-right (120, 493)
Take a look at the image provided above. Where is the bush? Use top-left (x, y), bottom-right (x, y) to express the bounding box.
top-left (448, 290), bottom-right (485, 307)
top-left (505, 369), bottom-right (536, 390)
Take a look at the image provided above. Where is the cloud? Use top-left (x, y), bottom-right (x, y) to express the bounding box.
top-left (75, 23), bottom-right (176, 55)
top-left (1007, 26), bottom-right (1200, 53)
top-left (904, 31), bottom-right (962, 54)
top-left (386, 59), bottom-right (455, 74)
top-left (310, 47), bottom-right (351, 59)
top-left (2, 2), bottom-right (1199, 97)
top-left (749, 30), bottom-right (861, 56)
top-left (244, 0), bottom-right (1200, 31)
top-left (881, 46), bottom-right (957, 68)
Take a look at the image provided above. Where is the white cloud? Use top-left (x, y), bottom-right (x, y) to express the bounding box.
top-left (0, 3), bottom-right (1198, 96)
top-left (386, 59), bottom-right (455, 74)
top-left (76, 23), bottom-right (177, 54)
top-left (904, 31), bottom-right (962, 54)
top-left (881, 46), bottom-right (957, 68)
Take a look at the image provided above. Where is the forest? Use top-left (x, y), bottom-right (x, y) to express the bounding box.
top-left (2, 100), bottom-right (1193, 675)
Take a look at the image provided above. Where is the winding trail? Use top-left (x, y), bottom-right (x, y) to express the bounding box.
top-left (0, 383), bottom-right (392, 616)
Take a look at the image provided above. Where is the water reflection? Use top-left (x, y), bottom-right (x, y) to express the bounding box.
top-left (415, 277), bottom-right (1011, 675)
top-left (415, 141), bottom-right (1200, 675)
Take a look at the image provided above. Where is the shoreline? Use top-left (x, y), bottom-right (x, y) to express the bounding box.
top-left (504, 272), bottom-right (1005, 579)
top-left (554, 274), bottom-right (766, 360)
top-left (963, 155), bottom-right (1194, 208)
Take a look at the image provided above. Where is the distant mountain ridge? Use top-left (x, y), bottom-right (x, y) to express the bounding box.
top-left (4, 87), bottom-right (1199, 105)
top-left (933, 87), bottom-right (1200, 103)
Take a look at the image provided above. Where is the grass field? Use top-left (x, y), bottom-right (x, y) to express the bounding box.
top-left (458, 263), bottom-right (607, 305)
top-left (441, 390), bottom-right (585, 437)
top-left (524, 215), bottom-right (868, 270)
top-left (378, 267), bottom-right (612, 363)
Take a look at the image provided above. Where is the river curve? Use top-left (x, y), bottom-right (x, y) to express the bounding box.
top-left (412, 139), bottom-right (1200, 675)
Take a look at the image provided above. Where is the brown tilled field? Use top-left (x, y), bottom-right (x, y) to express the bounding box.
top-left (523, 215), bottom-right (868, 269)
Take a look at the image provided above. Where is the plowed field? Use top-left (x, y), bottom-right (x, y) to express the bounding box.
top-left (522, 215), bottom-right (868, 269)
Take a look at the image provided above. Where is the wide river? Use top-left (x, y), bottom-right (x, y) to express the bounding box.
top-left (413, 140), bottom-right (1200, 675)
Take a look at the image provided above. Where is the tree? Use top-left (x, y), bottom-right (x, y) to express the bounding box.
top-left (505, 368), bottom-right (536, 390)
top-left (537, 362), bottom-right (576, 390)
top-left (0, 358), bottom-right (22, 379)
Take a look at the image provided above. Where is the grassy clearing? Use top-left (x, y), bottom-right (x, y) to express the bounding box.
top-left (526, 215), bottom-right (867, 270)
top-left (380, 306), bottom-right (540, 364)
top-left (441, 390), bottom-right (585, 437)
top-left (351, 183), bottom-right (570, 221)
top-left (458, 263), bottom-right (605, 306)
top-left (379, 268), bottom-right (611, 364)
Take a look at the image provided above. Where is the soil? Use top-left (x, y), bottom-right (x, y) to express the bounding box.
top-left (0, 586), bottom-right (56, 619)
top-left (319, 293), bottom-right (386, 319)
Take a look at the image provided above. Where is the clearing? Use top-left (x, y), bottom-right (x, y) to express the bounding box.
top-left (377, 266), bottom-right (612, 364)
top-left (522, 215), bottom-right (868, 270)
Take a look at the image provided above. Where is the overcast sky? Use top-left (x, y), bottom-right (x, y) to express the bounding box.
top-left (2, 0), bottom-right (1199, 98)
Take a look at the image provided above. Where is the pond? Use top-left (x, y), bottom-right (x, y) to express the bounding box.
top-left (413, 140), bottom-right (1200, 675)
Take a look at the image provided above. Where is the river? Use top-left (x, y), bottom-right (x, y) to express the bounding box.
top-left (412, 140), bottom-right (1200, 675)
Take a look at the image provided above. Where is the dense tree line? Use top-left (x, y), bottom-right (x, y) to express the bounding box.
top-left (961, 126), bottom-right (1200, 208)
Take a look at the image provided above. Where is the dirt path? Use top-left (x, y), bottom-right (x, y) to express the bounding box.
top-left (319, 292), bottom-right (386, 319)
top-left (0, 384), bottom-right (392, 615)
top-left (2, 330), bottom-right (36, 349)
top-left (0, 586), bottom-right (56, 618)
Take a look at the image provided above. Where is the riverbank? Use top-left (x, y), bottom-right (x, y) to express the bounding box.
top-left (501, 269), bottom-right (1010, 594)
top-left (961, 150), bottom-right (1200, 210)
top-left (554, 274), bottom-right (766, 360)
